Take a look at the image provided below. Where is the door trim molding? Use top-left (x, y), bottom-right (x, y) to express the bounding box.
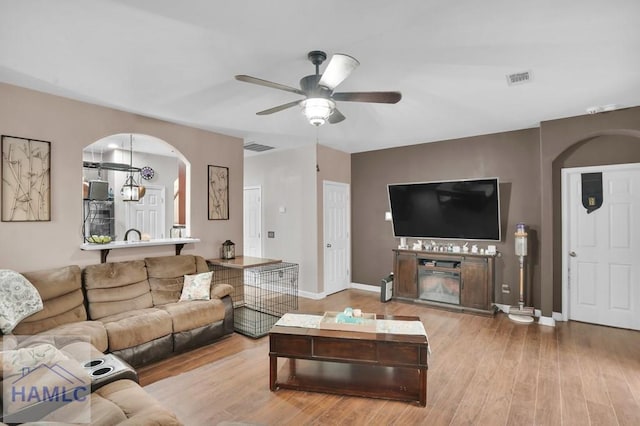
top-left (322, 180), bottom-right (351, 295)
top-left (561, 162), bottom-right (640, 322)
top-left (243, 185), bottom-right (262, 258)
top-left (125, 183), bottom-right (166, 238)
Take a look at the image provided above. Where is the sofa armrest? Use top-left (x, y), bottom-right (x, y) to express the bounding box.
top-left (210, 283), bottom-right (234, 299)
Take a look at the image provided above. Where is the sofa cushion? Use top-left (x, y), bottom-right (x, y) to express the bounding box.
top-left (145, 255), bottom-right (209, 305)
top-left (45, 321), bottom-right (109, 353)
top-left (159, 299), bottom-right (227, 333)
top-left (9, 379), bottom-right (181, 425)
top-left (12, 321), bottom-right (108, 354)
top-left (83, 260), bottom-right (153, 320)
top-left (99, 308), bottom-right (173, 351)
top-left (1, 344), bottom-right (91, 418)
top-left (12, 265), bottom-right (87, 336)
top-left (1, 343), bottom-right (69, 376)
top-left (95, 379), bottom-right (182, 425)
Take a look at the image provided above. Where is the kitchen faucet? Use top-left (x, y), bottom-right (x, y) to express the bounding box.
top-left (124, 228), bottom-right (141, 241)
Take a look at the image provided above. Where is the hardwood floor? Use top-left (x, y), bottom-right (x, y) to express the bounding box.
top-left (138, 289), bottom-right (640, 425)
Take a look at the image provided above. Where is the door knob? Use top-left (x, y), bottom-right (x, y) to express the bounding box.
top-left (326, 244), bottom-right (332, 248)
top-left (569, 251), bottom-right (577, 257)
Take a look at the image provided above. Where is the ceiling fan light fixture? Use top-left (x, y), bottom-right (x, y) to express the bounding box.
top-left (302, 97), bottom-right (335, 126)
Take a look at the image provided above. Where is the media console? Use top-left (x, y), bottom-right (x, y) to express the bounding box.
top-left (393, 249), bottom-right (497, 316)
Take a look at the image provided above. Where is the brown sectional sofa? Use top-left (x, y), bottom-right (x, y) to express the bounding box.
top-left (12, 265), bottom-right (108, 352)
top-left (83, 255), bottom-right (233, 367)
top-left (1, 336), bottom-right (181, 425)
top-left (1, 254), bottom-right (234, 425)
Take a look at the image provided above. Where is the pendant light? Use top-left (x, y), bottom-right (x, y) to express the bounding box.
top-left (120, 134), bottom-right (141, 202)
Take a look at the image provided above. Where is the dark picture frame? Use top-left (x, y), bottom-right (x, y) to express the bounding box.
top-left (208, 165), bottom-right (229, 220)
top-left (1, 135), bottom-right (51, 222)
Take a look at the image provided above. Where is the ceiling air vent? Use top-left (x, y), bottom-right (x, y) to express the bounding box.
top-left (506, 70), bottom-right (533, 86)
top-left (243, 142), bottom-right (274, 152)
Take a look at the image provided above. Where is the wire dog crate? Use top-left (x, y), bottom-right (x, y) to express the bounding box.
top-left (209, 261), bottom-right (298, 338)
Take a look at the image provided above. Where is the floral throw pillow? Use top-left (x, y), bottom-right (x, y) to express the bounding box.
top-left (179, 271), bottom-right (213, 301)
top-left (0, 270), bottom-right (44, 334)
top-left (2, 343), bottom-right (70, 377)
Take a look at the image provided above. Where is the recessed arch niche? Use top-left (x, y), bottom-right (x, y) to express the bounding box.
top-left (82, 133), bottom-right (190, 241)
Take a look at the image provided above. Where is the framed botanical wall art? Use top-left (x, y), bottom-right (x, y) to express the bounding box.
top-left (208, 165), bottom-right (229, 220)
top-left (1, 135), bottom-right (51, 222)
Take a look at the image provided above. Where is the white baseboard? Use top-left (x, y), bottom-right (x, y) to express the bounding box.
top-left (538, 316), bottom-right (556, 327)
top-left (299, 283), bottom-right (378, 300)
top-left (298, 290), bottom-right (326, 300)
top-left (350, 282), bottom-right (379, 293)
top-left (495, 304), bottom-right (558, 326)
top-left (494, 303), bottom-right (510, 313)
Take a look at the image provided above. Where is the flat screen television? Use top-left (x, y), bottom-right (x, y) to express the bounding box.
top-left (387, 177), bottom-right (501, 241)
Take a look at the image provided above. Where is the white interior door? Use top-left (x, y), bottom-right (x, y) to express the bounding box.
top-left (323, 181), bottom-right (350, 295)
top-left (243, 186), bottom-right (262, 258)
top-left (126, 185), bottom-right (165, 239)
top-left (563, 163), bottom-right (640, 330)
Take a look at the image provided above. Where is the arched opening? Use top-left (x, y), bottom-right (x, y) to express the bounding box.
top-left (82, 133), bottom-right (190, 242)
top-left (551, 129), bottom-right (640, 312)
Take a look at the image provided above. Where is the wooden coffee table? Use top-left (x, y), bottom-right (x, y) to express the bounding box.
top-left (269, 314), bottom-right (429, 406)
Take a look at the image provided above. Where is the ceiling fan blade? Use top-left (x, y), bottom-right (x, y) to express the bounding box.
top-left (328, 108), bottom-right (346, 124)
top-left (256, 100), bottom-right (302, 115)
top-left (318, 54), bottom-right (360, 90)
top-left (235, 75), bottom-right (305, 96)
top-left (332, 91), bottom-right (402, 104)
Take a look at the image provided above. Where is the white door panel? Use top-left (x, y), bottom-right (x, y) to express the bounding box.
top-left (565, 164), bottom-right (640, 330)
top-left (324, 181), bottom-right (350, 295)
top-left (126, 185), bottom-right (165, 239)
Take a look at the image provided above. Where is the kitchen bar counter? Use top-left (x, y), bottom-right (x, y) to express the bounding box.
top-left (80, 237), bottom-right (200, 263)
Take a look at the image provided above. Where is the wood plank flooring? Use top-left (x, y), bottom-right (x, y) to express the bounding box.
top-left (138, 289), bottom-right (640, 426)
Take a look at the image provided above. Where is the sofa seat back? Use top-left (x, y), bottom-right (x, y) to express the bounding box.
top-left (13, 266), bottom-right (87, 336)
top-left (83, 260), bottom-right (153, 320)
top-left (144, 255), bottom-right (209, 306)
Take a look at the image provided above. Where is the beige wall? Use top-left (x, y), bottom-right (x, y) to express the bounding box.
top-left (244, 145), bottom-right (318, 294)
top-left (243, 143), bottom-right (350, 296)
top-left (351, 128), bottom-right (541, 306)
top-left (0, 83), bottom-right (244, 272)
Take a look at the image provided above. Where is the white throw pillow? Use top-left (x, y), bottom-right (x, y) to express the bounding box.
top-left (0, 270), bottom-right (44, 334)
top-left (179, 271), bottom-right (213, 301)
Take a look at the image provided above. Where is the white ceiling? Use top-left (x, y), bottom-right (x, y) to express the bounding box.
top-left (1, 0), bottom-right (639, 155)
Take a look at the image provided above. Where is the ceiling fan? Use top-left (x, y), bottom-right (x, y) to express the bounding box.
top-left (235, 50), bottom-right (402, 126)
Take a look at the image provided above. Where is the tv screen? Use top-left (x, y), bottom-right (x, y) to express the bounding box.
top-left (388, 178), bottom-right (501, 241)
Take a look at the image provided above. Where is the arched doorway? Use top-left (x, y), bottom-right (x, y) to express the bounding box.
top-left (555, 129), bottom-right (640, 329)
top-left (82, 133), bottom-right (190, 241)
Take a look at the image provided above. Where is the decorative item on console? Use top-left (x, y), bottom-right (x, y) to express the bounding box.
top-left (398, 237), bottom-right (408, 249)
top-left (170, 225), bottom-right (186, 238)
top-left (221, 239), bottom-right (235, 259)
top-left (412, 240), bottom-right (423, 250)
